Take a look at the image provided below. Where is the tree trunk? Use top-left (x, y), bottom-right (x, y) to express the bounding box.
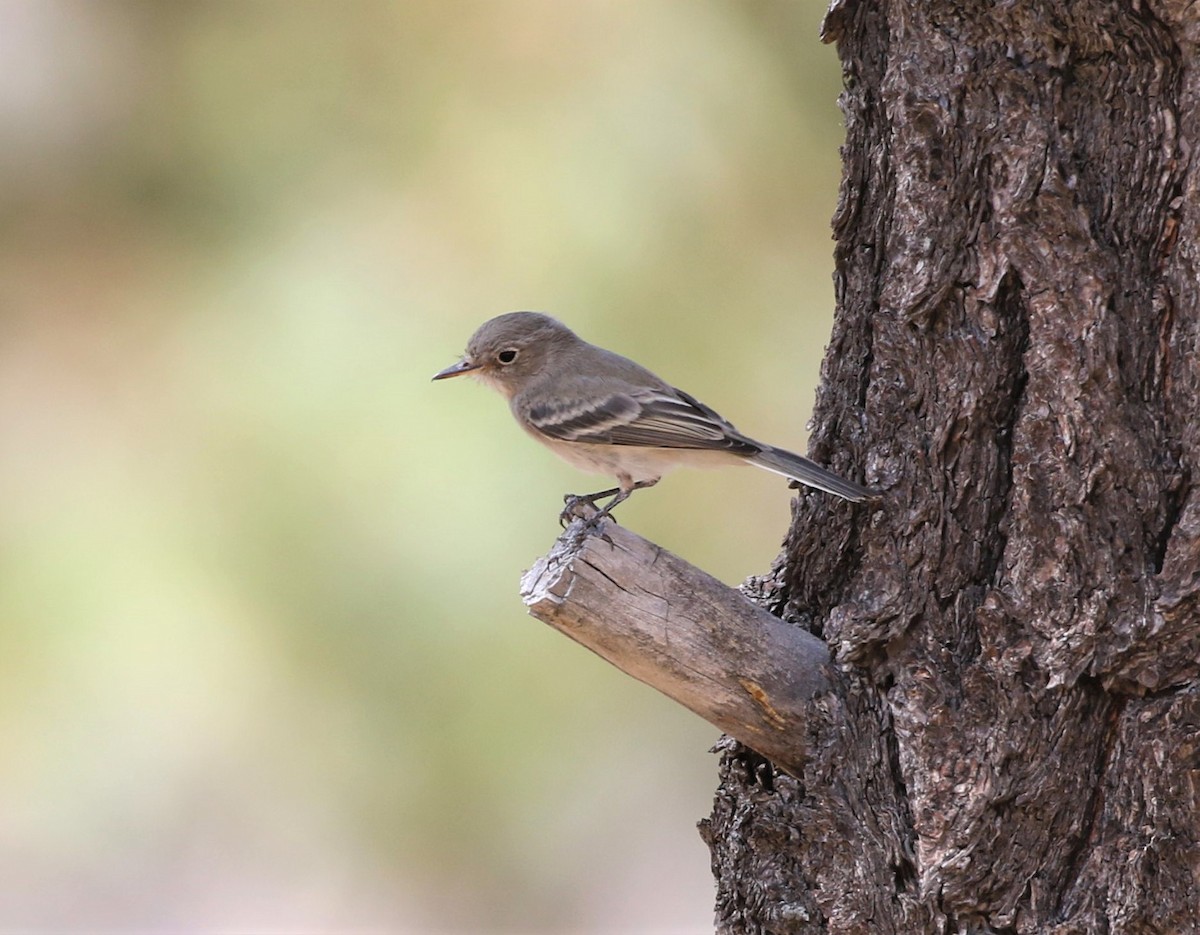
top-left (701, 3), bottom-right (1200, 932)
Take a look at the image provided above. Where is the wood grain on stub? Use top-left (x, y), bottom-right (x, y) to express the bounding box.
top-left (520, 512), bottom-right (833, 775)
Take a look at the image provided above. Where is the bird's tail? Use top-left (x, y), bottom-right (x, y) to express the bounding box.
top-left (748, 446), bottom-right (872, 502)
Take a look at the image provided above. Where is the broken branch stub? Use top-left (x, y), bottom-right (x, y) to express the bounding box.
top-left (520, 515), bottom-right (834, 773)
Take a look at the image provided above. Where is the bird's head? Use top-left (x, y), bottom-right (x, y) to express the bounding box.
top-left (432, 311), bottom-right (577, 398)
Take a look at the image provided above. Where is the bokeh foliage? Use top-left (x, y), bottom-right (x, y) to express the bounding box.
top-left (0, 1), bottom-right (840, 929)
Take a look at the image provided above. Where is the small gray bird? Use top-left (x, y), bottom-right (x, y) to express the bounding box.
top-left (433, 312), bottom-right (871, 520)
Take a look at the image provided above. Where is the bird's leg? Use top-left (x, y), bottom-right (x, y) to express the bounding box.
top-left (563, 486), bottom-right (622, 509)
top-left (595, 477), bottom-right (660, 519)
top-left (559, 478), bottom-right (659, 527)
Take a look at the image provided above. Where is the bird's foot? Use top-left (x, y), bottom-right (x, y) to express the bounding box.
top-left (557, 479), bottom-right (657, 529)
top-left (559, 487), bottom-right (625, 528)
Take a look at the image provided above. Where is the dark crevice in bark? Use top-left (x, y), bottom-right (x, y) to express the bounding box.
top-left (881, 700), bottom-right (919, 896)
top-left (1053, 685), bottom-right (1124, 923)
top-left (1152, 468), bottom-right (1186, 576)
top-left (983, 271), bottom-right (1031, 592)
top-left (727, 744), bottom-right (778, 795)
top-left (856, 302), bottom-right (876, 413)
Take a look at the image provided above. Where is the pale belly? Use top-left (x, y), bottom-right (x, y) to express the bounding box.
top-left (535, 434), bottom-right (744, 489)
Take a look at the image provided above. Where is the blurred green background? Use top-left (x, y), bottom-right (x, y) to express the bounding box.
top-left (0, 1), bottom-right (843, 931)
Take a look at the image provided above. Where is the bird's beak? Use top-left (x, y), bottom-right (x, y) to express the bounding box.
top-left (431, 358), bottom-right (480, 381)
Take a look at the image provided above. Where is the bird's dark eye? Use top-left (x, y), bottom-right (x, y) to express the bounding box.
top-left (497, 349), bottom-right (518, 365)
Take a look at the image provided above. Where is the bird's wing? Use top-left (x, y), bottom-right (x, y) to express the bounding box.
top-left (525, 384), bottom-right (759, 453)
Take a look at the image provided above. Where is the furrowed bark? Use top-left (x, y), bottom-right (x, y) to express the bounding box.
top-left (704, 3), bottom-right (1200, 932)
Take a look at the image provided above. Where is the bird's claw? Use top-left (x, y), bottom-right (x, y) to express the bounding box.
top-left (559, 493), bottom-right (620, 529)
top-left (558, 495), bottom-right (589, 527)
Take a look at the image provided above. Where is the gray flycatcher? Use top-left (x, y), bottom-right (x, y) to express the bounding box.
top-left (433, 312), bottom-right (872, 520)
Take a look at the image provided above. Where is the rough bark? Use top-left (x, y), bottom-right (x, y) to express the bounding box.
top-left (702, 3), bottom-right (1200, 933)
